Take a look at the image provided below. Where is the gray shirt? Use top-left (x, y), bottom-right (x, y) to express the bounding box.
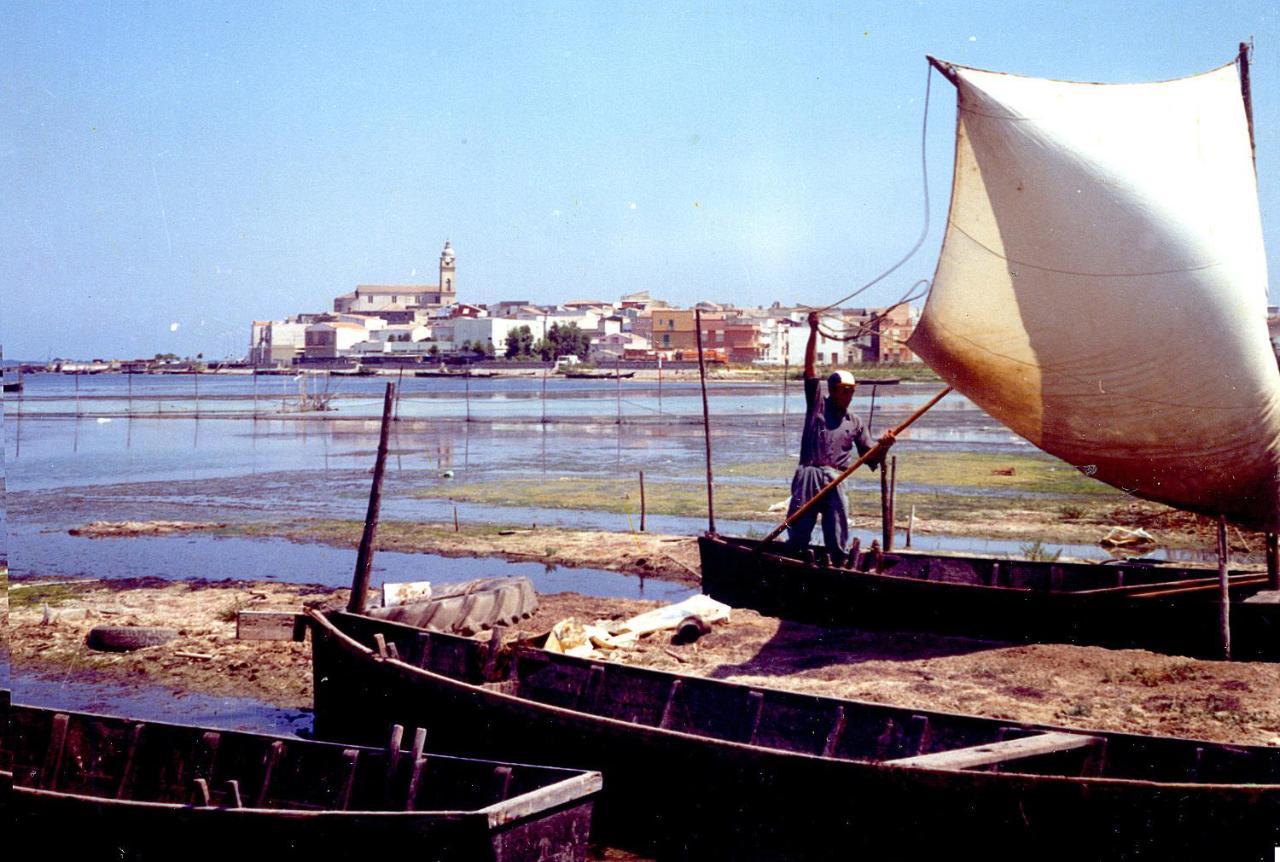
top-left (798, 377), bottom-right (879, 471)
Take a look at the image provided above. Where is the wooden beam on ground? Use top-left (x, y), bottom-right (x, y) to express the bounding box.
top-left (887, 731), bottom-right (1102, 771)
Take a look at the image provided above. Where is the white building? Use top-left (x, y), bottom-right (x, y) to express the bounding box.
top-left (250, 319), bottom-right (310, 366)
top-left (304, 319), bottom-right (384, 359)
top-left (589, 332), bottom-right (651, 362)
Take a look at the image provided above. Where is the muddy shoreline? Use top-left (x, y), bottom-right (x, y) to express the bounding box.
top-left (11, 572), bottom-right (1279, 746)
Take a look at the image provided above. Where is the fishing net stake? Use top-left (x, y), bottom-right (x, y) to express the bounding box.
top-left (759, 386), bottom-right (951, 547)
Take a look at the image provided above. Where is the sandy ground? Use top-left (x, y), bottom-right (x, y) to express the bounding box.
top-left (12, 574), bottom-right (1279, 746)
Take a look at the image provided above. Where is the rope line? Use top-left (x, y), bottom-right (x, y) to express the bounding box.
top-left (814, 60), bottom-right (935, 315)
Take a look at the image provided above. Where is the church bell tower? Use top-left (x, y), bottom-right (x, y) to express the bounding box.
top-left (439, 240), bottom-right (457, 301)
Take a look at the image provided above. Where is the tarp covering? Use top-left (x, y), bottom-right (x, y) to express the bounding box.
top-left (908, 60), bottom-right (1280, 530)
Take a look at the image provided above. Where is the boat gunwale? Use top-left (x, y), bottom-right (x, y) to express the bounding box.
top-left (705, 534), bottom-right (1267, 597)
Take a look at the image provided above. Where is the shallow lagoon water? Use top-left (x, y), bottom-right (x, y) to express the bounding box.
top-left (9, 530), bottom-right (696, 601)
top-left (14, 673), bottom-right (312, 736)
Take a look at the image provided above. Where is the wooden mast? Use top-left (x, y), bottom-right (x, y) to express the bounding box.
top-left (696, 308), bottom-right (717, 535)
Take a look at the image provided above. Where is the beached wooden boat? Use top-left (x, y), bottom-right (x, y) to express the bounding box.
top-left (309, 608), bottom-right (1280, 860)
top-left (3, 700), bottom-right (600, 861)
top-left (564, 370), bottom-right (635, 379)
top-left (699, 534), bottom-right (1279, 659)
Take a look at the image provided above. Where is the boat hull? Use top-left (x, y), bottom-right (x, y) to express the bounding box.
top-left (699, 535), bottom-right (1280, 659)
top-left (3, 698), bottom-right (599, 862)
top-left (310, 611), bottom-right (1280, 861)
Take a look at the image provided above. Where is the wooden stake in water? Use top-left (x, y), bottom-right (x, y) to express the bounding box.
top-left (696, 309), bottom-right (716, 535)
top-left (465, 374), bottom-right (471, 423)
top-left (349, 381), bottom-right (396, 614)
top-left (616, 358), bottom-right (623, 425)
top-left (1218, 515), bottom-right (1232, 660)
top-left (395, 366), bottom-right (405, 421)
top-left (906, 504), bottom-right (915, 548)
top-left (657, 355), bottom-right (663, 416)
top-left (541, 366), bottom-right (548, 425)
top-left (639, 470), bottom-right (647, 532)
top-left (781, 358), bottom-right (789, 431)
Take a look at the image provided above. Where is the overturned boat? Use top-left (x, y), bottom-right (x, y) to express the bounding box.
top-left (309, 608), bottom-right (1280, 861)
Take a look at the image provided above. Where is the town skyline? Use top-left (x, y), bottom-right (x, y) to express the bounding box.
top-left (7, 2), bottom-right (1280, 360)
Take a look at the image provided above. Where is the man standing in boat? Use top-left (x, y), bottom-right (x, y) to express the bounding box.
top-left (786, 311), bottom-right (894, 563)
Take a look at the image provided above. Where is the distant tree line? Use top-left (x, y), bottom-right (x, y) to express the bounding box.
top-left (504, 323), bottom-right (590, 361)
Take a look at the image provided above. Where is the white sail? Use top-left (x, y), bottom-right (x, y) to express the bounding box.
top-left (908, 58), bottom-right (1280, 530)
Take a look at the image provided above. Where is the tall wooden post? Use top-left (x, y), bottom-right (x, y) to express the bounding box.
top-left (782, 359), bottom-right (789, 432)
top-left (1239, 42), bottom-right (1256, 169)
top-left (657, 355), bottom-right (663, 415)
top-left (880, 457), bottom-right (891, 550)
top-left (1267, 532), bottom-right (1279, 591)
top-left (541, 366), bottom-right (548, 425)
top-left (193, 367), bottom-right (199, 417)
top-left (616, 358), bottom-right (623, 425)
top-left (1217, 515), bottom-right (1232, 660)
top-left (349, 382), bottom-right (396, 614)
top-left (395, 366), bottom-right (405, 421)
top-left (696, 309), bottom-right (716, 535)
top-left (639, 470), bottom-right (647, 532)
top-left (886, 455), bottom-right (898, 551)
top-left (464, 374), bottom-right (471, 423)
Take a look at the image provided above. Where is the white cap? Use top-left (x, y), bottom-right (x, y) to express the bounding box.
top-left (828, 370), bottom-right (856, 389)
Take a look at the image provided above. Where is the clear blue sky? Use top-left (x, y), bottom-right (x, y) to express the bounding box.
top-left (4, 1), bottom-right (1279, 360)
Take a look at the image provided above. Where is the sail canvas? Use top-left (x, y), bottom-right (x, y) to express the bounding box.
top-left (908, 59), bottom-right (1280, 530)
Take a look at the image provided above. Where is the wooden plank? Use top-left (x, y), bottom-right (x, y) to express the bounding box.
top-left (382, 579), bottom-right (433, 608)
top-left (909, 715), bottom-right (932, 757)
top-left (822, 706), bottom-right (847, 758)
top-left (577, 665), bottom-right (605, 712)
top-left (42, 713), bottom-right (70, 790)
top-left (492, 766), bottom-right (514, 802)
top-left (115, 722), bottom-right (145, 799)
top-left (337, 749), bottom-right (360, 811)
top-left (744, 690), bottom-right (765, 744)
top-left (658, 679), bottom-right (684, 730)
top-left (888, 731), bottom-right (1102, 771)
top-left (256, 740), bottom-right (285, 807)
top-left (384, 724), bottom-right (405, 805)
top-left (237, 611), bottom-right (306, 641)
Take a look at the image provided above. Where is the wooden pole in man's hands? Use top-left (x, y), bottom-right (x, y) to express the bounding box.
top-left (349, 381), bottom-right (396, 613)
top-left (759, 386), bottom-right (951, 547)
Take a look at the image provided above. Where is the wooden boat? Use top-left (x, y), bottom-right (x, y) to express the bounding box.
top-left (3, 700), bottom-right (601, 861)
top-left (699, 534), bottom-right (1279, 659)
top-left (565, 370), bottom-right (635, 379)
top-left (309, 608), bottom-right (1280, 861)
top-left (716, 49), bottom-right (1280, 657)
